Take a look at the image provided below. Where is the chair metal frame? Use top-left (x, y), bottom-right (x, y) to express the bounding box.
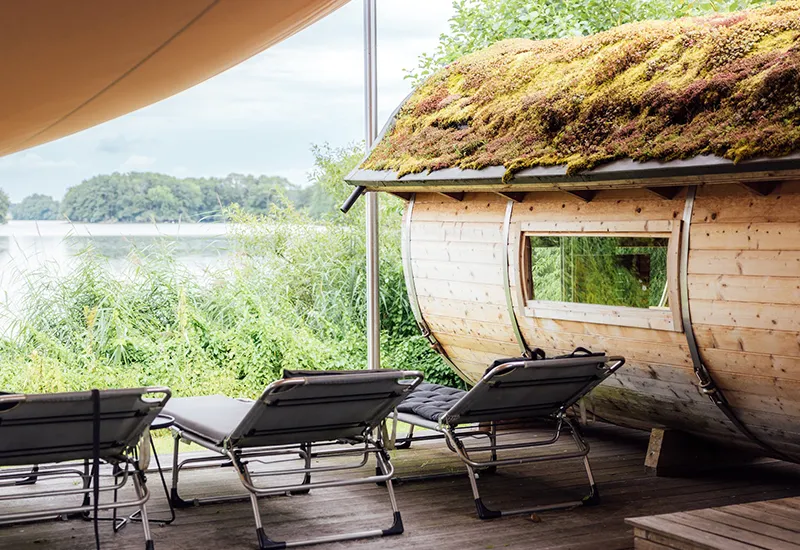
top-left (168, 370), bottom-right (423, 550)
top-left (392, 355), bottom-right (625, 519)
top-left (0, 387), bottom-right (170, 550)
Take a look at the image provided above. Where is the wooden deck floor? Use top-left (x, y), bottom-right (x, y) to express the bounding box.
top-left (1, 423), bottom-right (799, 550)
top-left (627, 496), bottom-right (800, 549)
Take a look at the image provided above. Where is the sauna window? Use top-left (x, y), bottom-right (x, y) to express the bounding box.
top-left (527, 235), bottom-right (670, 309)
top-left (520, 229), bottom-right (682, 332)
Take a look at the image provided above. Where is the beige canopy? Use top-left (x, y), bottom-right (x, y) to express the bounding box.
top-left (0, 0), bottom-right (348, 157)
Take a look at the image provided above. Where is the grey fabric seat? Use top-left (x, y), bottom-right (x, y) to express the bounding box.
top-left (397, 383), bottom-right (466, 422)
top-left (0, 388), bottom-right (169, 466)
top-left (166, 369), bottom-right (423, 550)
top-left (392, 351), bottom-right (625, 521)
top-left (0, 387), bottom-right (170, 550)
top-left (164, 395), bottom-right (252, 446)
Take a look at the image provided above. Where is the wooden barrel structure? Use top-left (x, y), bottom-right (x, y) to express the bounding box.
top-left (393, 181), bottom-right (800, 459)
top-left (347, 3), bottom-right (800, 460)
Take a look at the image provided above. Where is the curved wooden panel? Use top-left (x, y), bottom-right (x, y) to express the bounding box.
top-left (406, 186), bottom-right (800, 458)
top-left (406, 193), bottom-right (516, 385)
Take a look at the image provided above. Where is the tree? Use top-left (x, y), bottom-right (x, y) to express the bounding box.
top-left (410, 0), bottom-right (778, 82)
top-left (0, 189), bottom-right (9, 224)
top-left (60, 172), bottom-right (307, 223)
top-left (11, 193), bottom-right (61, 220)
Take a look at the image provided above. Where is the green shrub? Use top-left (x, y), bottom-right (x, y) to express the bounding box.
top-left (0, 144), bottom-right (461, 396)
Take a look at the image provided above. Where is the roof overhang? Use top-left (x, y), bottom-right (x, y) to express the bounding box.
top-left (346, 153), bottom-right (800, 196)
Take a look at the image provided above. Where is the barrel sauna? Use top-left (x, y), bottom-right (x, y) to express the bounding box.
top-left (347, 2), bottom-right (800, 460)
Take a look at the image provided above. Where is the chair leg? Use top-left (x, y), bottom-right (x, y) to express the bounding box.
top-left (289, 443), bottom-right (312, 496)
top-left (454, 419), bottom-right (595, 520)
top-left (484, 422), bottom-right (498, 475)
top-left (132, 465), bottom-right (155, 550)
top-left (80, 459), bottom-right (92, 508)
top-left (564, 417), bottom-right (600, 506)
top-left (376, 450), bottom-right (404, 536)
top-left (465, 463), bottom-right (502, 520)
top-left (69, 460), bottom-right (93, 520)
top-left (169, 434), bottom-right (194, 509)
top-left (581, 455), bottom-right (600, 506)
top-left (14, 465), bottom-right (39, 486)
top-left (234, 445), bottom-right (403, 548)
top-left (238, 462), bottom-right (285, 550)
top-left (395, 424), bottom-right (415, 450)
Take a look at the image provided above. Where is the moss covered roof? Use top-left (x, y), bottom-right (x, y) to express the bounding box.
top-left (362, 1), bottom-right (800, 180)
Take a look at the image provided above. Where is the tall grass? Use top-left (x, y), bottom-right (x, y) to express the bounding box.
top-left (0, 145), bottom-right (460, 397)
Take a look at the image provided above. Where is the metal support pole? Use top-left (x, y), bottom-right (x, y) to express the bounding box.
top-left (364, 0), bottom-right (380, 370)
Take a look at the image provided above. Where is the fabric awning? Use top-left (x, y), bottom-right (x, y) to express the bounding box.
top-left (0, 0), bottom-right (349, 157)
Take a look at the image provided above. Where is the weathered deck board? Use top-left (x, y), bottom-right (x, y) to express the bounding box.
top-left (2, 424), bottom-right (799, 550)
top-left (627, 496), bottom-right (800, 549)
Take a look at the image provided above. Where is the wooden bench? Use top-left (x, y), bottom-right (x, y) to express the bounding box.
top-left (626, 497), bottom-right (800, 549)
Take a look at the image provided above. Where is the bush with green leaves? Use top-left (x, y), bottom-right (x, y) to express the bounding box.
top-left (410, 0), bottom-right (778, 83)
top-left (11, 193), bottom-right (60, 221)
top-left (0, 144), bottom-right (460, 396)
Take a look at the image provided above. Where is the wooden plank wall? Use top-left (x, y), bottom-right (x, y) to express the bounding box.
top-left (507, 189), bottom-right (741, 447)
top-left (408, 193), bottom-right (517, 379)
top-left (407, 185), bottom-right (800, 458)
top-left (690, 181), bottom-right (800, 457)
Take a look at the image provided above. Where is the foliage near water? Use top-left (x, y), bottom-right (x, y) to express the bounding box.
top-left (4, 1), bottom-right (782, 396)
top-left (0, 145), bottom-right (458, 397)
top-left (58, 172), bottom-right (310, 223)
top-left (367, 1), bottom-right (798, 178)
top-left (0, 189), bottom-right (9, 224)
top-left (11, 193), bottom-right (61, 221)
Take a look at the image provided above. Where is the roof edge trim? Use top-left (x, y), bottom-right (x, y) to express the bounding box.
top-left (346, 153), bottom-right (800, 190)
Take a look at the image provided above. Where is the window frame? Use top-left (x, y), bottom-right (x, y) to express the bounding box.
top-left (512, 220), bottom-right (683, 332)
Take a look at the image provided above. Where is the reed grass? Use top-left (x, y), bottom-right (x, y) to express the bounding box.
top-left (0, 144), bottom-right (461, 398)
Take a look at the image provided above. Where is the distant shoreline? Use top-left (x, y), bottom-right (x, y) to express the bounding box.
top-left (0, 220), bottom-right (230, 238)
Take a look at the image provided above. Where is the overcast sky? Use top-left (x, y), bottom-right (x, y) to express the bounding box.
top-left (0, 1), bottom-right (454, 202)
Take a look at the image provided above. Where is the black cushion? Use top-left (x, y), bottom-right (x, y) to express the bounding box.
top-left (397, 383), bottom-right (466, 422)
top-left (486, 348), bottom-right (545, 373)
top-left (555, 347), bottom-right (605, 359)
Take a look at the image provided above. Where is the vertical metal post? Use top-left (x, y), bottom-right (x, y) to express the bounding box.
top-left (364, 0), bottom-right (380, 370)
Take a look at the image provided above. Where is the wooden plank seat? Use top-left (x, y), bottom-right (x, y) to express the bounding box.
top-left (390, 348), bottom-right (626, 519)
top-left (626, 496), bottom-right (800, 549)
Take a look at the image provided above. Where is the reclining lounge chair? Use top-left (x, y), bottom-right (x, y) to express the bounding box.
top-left (392, 349), bottom-right (625, 519)
top-left (165, 369), bottom-right (423, 550)
top-left (0, 387), bottom-right (171, 549)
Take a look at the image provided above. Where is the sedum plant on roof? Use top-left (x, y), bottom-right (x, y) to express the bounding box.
top-left (362, 1), bottom-right (800, 179)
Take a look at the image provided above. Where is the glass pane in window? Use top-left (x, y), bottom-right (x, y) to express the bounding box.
top-left (528, 235), bottom-right (669, 308)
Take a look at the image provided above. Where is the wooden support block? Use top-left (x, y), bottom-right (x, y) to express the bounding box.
top-left (495, 191), bottom-right (527, 202)
top-left (562, 189), bottom-right (596, 202)
top-left (437, 192), bottom-right (465, 201)
top-left (388, 191), bottom-right (413, 201)
top-left (644, 428), bottom-right (758, 477)
top-left (633, 537), bottom-right (682, 550)
top-left (738, 181), bottom-right (779, 196)
top-left (645, 186), bottom-right (682, 200)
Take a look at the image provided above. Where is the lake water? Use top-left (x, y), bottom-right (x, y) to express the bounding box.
top-left (0, 221), bottom-right (231, 316)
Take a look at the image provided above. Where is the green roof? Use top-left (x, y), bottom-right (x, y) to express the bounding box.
top-left (361, 1), bottom-right (800, 181)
